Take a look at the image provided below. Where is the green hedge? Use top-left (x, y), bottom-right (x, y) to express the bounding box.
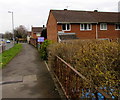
top-left (39, 40), bottom-right (53, 60)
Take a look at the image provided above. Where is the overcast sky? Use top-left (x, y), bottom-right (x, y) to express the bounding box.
top-left (0, 0), bottom-right (119, 33)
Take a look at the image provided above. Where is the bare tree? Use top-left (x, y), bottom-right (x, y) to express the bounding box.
top-left (4, 31), bottom-right (13, 40)
top-left (14, 25), bottom-right (28, 39)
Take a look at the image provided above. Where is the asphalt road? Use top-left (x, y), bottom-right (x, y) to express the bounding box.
top-left (2, 43), bottom-right (61, 98)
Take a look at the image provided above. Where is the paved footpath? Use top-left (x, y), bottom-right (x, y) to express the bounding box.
top-left (2, 43), bottom-right (61, 98)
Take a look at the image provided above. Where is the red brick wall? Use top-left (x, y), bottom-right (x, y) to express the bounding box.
top-left (32, 33), bottom-right (38, 39)
top-left (57, 23), bottom-right (120, 39)
top-left (47, 12), bottom-right (58, 42)
top-left (97, 24), bottom-right (120, 39)
top-left (57, 24), bottom-right (96, 39)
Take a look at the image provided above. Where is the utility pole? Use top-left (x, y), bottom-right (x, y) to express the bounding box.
top-left (8, 11), bottom-right (15, 44)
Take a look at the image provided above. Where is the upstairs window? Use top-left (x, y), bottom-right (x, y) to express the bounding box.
top-left (100, 23), bottom-right (107, 30)
top-left (115, 24), bottom-right (120, 30)
top-left (36, 33), bottom-right (41, 37)
top-left (80, 24), bottom-right (92, 30)
top-left (62, 24), bottom-right (70, 31)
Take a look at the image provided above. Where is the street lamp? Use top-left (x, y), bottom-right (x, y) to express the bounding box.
top-left (8, 11), bottom-right (15, 44)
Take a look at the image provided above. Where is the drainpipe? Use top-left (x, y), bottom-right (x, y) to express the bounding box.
top-left (96, 23), bottom-right (98, 39)
top-left (57, 35), bottom-right (61, 43)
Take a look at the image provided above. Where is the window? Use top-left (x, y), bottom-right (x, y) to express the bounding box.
top-left (80, 24), bottom-right (92, 30)
top-left (100, 23), bottom-right (107, 30)
top-left (115, 24), bottom-right (120, 30)
top-left (62, 24), bottom-right (66, 30)
top-left (62, 24), bottom-right (70, 31)
top-left (36, 33), bottom-right (41, 37)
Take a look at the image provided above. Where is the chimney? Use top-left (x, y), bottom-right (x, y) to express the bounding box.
top-left (94, 10), bottom-right (98, 12)
top-left (64, 9), bottom-right (67, 11)
top-left (43, 25), bottom-right (45, 28)
top-left (43, 25), bottom-right (45, 29)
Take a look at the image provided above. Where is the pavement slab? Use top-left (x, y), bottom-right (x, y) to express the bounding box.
top-left (23, 75), bottom-right (37, 83)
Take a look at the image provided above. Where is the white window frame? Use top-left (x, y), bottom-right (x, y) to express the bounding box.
top-left (36, 33), bottom-right (41, 37)
top-left (100, 23), bottom-right (107, 30)
top-left (80, 24), bottom-right (92, 31)
top-left (62, 24), bottom-right (71, 31)
top-left (115, 24), bottom-right (120, 30)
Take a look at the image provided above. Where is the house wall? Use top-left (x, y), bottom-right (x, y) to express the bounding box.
top-left (57, 23), bottom-right (120, 39)
top-left (57, 24), bottom-right (96, 39)
top-left (31, 33), bottom-right (41, 39)
top-left (97, 24), bottom-right (120, 39)
top-left (31, 33), bottom-right (38, 39)
top-left (47, 12), bottom-right (58, 42)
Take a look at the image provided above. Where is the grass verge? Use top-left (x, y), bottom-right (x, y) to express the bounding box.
top-left (0, 44), bottom-right (22, 68)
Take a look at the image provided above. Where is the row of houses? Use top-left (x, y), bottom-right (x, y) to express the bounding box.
top-left (29, 9), bottom-right (120, 42)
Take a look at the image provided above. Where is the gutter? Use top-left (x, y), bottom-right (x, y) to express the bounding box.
top-left (57, 22), bottom-right (98, 24)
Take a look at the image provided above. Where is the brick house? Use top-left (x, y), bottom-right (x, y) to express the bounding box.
top-left (47, 9), bottom-right (120, 42)
top-left (31, 27), bottom-right (43, 39)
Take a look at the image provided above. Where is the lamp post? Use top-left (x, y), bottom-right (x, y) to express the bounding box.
top-left (8, 11), bottom-right (15, 44)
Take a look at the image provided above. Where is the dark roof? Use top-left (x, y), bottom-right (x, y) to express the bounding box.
top-left (51, 10), bottom-right (120, 23)
top-left (32, 27), bottom-right (43, 33)
top-left (59, 34), bottom-right (78, 40)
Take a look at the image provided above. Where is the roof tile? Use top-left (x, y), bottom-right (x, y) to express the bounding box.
top-left (32, 27), bottom-right (43, 33)
top-left (51, 10), bottom-right (120, 23)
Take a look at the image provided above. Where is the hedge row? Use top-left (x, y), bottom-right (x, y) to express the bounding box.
top-left (47, 40), bottom-right (120, 96)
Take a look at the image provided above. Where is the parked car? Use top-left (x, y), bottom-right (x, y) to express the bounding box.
top-left (6, 40), bottom-right (11, 43)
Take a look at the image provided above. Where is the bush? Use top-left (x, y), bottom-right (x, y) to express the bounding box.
top-left (39, 40), bottom-right (53, 60)
top-left (48, 40), bottom-right (120, 96)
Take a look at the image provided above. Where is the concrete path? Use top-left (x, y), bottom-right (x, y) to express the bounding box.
top-left (2, 43), bottom-right (61, 98)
